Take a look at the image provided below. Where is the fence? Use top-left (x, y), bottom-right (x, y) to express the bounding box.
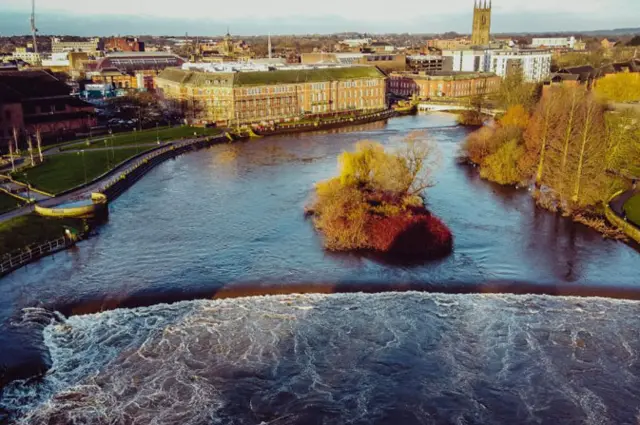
top-left (1, 237), bottom-right (69, 276)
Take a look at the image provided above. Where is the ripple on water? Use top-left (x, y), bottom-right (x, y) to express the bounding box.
top-left (2, 292), bottom-right (640, 424)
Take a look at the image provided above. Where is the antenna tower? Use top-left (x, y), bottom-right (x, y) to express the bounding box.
top-left (30, 0), bottom-right (38, 54)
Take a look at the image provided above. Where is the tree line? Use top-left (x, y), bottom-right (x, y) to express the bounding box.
top-left (462, 73), bottom-right (640, 219)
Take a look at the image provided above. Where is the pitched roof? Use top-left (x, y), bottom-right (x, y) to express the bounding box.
top-left (233, 66), bottom-right (385, 86)
top-left (157, 66), bottom-right (386, 88)
top-left (0, 70), bottom-right (70, 102)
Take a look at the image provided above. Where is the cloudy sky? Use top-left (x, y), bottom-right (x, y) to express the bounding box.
top-left (2, 0), bottom-right (639, 35)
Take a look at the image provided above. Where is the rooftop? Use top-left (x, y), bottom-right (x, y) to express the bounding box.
top-left (158, 65), bottom-right (386, 87)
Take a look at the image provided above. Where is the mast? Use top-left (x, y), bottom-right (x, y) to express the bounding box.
top-left (30, 0), bottom-right (38, 54)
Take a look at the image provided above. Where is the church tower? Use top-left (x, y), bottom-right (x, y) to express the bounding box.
top-left (471, 0), bottom-right (492, 46)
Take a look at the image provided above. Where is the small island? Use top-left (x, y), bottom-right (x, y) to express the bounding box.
top-left (307, 134), bottom-right (453, 260)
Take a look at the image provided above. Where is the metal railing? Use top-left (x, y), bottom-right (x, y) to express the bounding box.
top-left (1, 237), bottom-right (68, 275)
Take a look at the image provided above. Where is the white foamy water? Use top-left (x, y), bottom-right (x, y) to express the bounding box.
top-left (3, 292), bottom-right (640, 424)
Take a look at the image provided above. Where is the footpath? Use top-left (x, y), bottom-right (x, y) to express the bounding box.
top-left (0, 136), bottom-right (217, 224)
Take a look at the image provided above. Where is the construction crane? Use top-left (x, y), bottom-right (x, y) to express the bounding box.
top-left (30, 0), bottom-right (38, 54)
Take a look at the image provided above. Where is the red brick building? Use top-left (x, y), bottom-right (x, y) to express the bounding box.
top-left (388, 71), bottom-right (501, 99)
top-left (104, 37), bottom-right (145, 53)
top-left (0, 70), bottom-right (96, 149)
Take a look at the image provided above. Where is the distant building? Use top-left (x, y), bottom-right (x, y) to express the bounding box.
top-left (443, 48), bottom-right (551, 82)
top-left (427, 38), bottom-right (471, 51)
top-left (471, 0), bottom-right (492, 46)
top-left (368, 41), bottom-right (395, 53)
top-left (155, 64), bottom-right (387, 126)
top-left (531, 36), bottom-right (576, 49)
top-left (193, 32), bottom-right (254, 62)
top-left (488, 49), bottom-right (552, 82)
top-left (601, 39), bottom-right (616, 50)
top-left (388, 71), bottom-right (501, 99)
top-left (87, 52), bottom-right (186, 90)
top-left (11, 47), bottom-right (42, 66)
top-left (51, 37), bottom-right (103, 54)
top-left (442, 49), bottom-right (490, 73)
top-left (0, 70), bottom-right (96, 147)
top-left (339, 39), bottom-right (373, 49)
top-left (301, 52), bottom-right (406, 72)
top-left (406, 55), bottom-right (453, 73)
top-left (104, 37), bottom-right (145, 53)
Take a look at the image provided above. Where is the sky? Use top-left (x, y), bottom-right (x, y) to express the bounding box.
top-left (2, 0), bottom-right (640, 35)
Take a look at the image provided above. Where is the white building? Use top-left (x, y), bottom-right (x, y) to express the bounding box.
top-left (531, 36), bottom-right (576, 49)
top-left (441, 49), bottom-right (491, 73)
top-left (442, 48), bottom-right (552, 82)
top-left (488, 49), bottom-right (552, 82)
top-left (51, 37), bottom-right (102, 54)
top-left (341, 38), bottom-right (372, 49)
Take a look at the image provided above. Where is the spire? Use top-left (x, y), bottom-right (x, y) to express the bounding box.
top-left (474, 0), bottom-right (477, 9)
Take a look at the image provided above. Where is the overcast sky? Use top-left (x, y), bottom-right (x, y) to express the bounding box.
top-left (2, 0), bottom-right (640, 35)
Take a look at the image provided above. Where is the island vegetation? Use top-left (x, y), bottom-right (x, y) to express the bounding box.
top-left (307, 133), bottom-right (453, 260)
top-left (461, 72), bottom-right (640, 235)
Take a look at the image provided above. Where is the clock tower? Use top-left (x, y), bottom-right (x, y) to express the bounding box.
top-left (472, 0), bottom-right (492, 46)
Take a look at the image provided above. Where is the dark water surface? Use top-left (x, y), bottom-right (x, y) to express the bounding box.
top-left (1, 114), bottom-right (639, 423)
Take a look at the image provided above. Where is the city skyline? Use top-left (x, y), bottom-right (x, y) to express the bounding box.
top-left (2, 0), bottom-right (640, 36)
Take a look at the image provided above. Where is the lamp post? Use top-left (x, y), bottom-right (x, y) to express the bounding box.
top-left (24, 171), bottom-right (30, 203)
top-left (79, 150), bottom-right (87, 184)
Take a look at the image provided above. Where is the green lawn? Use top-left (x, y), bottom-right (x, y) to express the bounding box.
top-left (623, 194), bottom-right (640, 227)
top-left (0, 214), bottom-right (83, 256)
top-left (0, 192), bottom-right (24, 214)
top-left (12, 147), bottom-right (146, 195)
top-left (60, 126), bottom-right (221, 151)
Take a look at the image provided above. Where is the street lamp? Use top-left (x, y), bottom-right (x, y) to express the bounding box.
top-left (78, 150), bottom-right (87, 184)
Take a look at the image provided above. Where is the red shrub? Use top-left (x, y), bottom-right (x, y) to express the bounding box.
top-left (366, 208), bottom-right (453, 259)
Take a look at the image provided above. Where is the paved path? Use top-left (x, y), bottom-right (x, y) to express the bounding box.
top-left (0, 136), bottom-right (213, 224)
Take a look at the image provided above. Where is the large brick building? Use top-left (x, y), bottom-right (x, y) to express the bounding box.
top-left (387, 71), bottom-right (501, 99)
top-left (88, 52), bottom-right (186, 91)
top-left (104, 37), bottom-right (145, 53)
top-left (0, 70), bottom-right (96, 148)
top-left (155, 65), bottom-right (387, 126)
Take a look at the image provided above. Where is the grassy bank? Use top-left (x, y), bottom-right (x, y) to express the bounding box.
top-left (0, 214), bottom-right (84, 256)
top-left (624, 194), bottom-right (640, 227)
top-left (60, 126), bottom-right (221, 151)
top-left (0, 192), bottom-right (24, 214)
top-left (12, 147), bottom-right (146, 195)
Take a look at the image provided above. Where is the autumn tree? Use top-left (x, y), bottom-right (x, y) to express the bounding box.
top-left (594, 73), bottom-right (640, 103)
top-left (496, 72), bottom-right (540, 112)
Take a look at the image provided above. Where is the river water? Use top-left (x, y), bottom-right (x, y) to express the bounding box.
top-left (1, 113), bottom-right (639, 423)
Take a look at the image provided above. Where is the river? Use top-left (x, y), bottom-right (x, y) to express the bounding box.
top-left (0, 113), bottom-right (639, 423)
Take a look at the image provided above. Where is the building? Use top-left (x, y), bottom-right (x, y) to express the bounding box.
top-left (0, 70), bottom-right (96, 147)
top-left (488, 49), bottom-right (552, 82)
top-left (301, 53), bottom-right (406, 72)
top-left (442, 49), bottom-right (490, 73)
top-left (104, 37), bottom-right (145, 53)
top-left (471, 0), bottom-right (492, 46)
top-left (531, 36), bottom-right (577, 49)
top-left (601, 39), bottom-right (616, 50)
top-left (388, 71), bottom-right (501, 99)
top-left (88, 52), bottom-right (186, 90)
top-left (193, 32), bottom-right (254, 62)
top-left (155, 64), bottom-right (387, 126)
top-left (51, 37), bottom-right (103, 54)
top-left (406, 55), bottom-right (453, 73)
top-left (368, 42), bottom-right (395, 53)
top-left (427, 38), bottom-right (472, 51)
top-left (11, 47), bottom-right (42, 66)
